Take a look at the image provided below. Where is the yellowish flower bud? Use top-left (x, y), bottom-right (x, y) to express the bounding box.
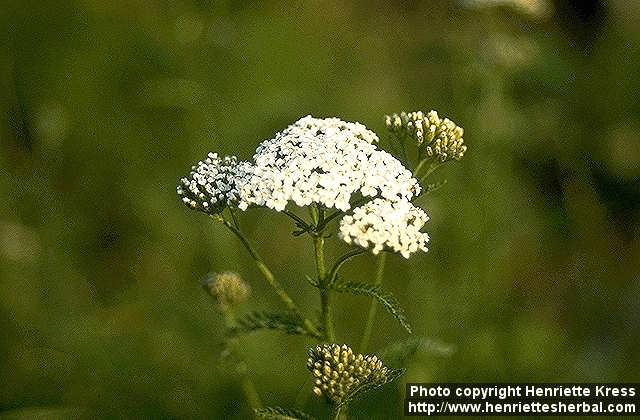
top-left (203, 271), bottom-right (250, 308)
top-left (306, 343), bottom-right (391, 406)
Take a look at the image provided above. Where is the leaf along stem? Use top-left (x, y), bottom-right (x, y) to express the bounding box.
top-left (358, 252), bottom-right (387, 353)
top-left (327, 248), bottom-right (366, 286)
top-left (282, 209), bottom-right (312, 232)
top-left (217, 216), bottom-right (320, 338)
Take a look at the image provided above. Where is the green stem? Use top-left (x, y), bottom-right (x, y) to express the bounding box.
top-left (413, 158), bottom-right (428, 178)
top-left (399, 133), bottom-right (409, 165)
top-left (239, 369), bottom-right (262, 416)
top-left (359, 252), bottom-right (387, 352)
top-left (419, 161), bottom-right (446, 184)
top-left (219, 217), bottom-right (320, 337)
top-left (315, 233), bottom-right (335, 342)
top-left (331, 405), bottom-right (346, 420)
top-left (312, 205), bottom-right (335, 342)
top-left (221, 307), bottom-right (262, 415)
top-left (229, 207), bottom-right (241, 230)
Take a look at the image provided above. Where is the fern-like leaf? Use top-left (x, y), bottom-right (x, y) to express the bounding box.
top-left (332, 281), bottom-right (412, 334)
top-left (254, 407), bottom-right (314, 420)
top-left (229, 311), bottom-right (318, 337)
top-left (423, 179), bottom-right (448, 195)
top-left (337, 368), bottom-right (405, 408)
top-left (379, 336), bottom-right (455, 367)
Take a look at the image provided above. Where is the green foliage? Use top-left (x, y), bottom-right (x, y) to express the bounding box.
top-left (379, 336), bottom-right (455, 367)
top-left (336, 367), bottom-right (405, 409)
top-left (2, 1), bottom-right (639, 417)
top-left (229, 311), bottom-right (319, 338)
top-left (422, 179), bottom-right (448, 195)
top-left (332, 281), bottom-right (412, 334)
top-left (254, 407), bottom-right (315, 420)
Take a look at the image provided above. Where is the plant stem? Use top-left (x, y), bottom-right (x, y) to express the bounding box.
top-left (419, 161), bottom-right (445, 184)
top-left (315, 234), bottom-right (335, 342)
top-left (413, 158), bottom-right (428, 178)
top-left (399, 133), bottom-right (409, 165)
top-left (221, 308), bottom-right (262, 415)
top-left (358, 252), bottom-right (387, 352)
top-left (219, 217), bottom-right (320, 337)
top-left (331, 405), bottom-right (345, 420)
top-left (312, 206), bottom-right (335, 342)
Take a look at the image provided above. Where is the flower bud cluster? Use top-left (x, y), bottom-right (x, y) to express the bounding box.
top-left (385, 110), bottom-right (466, 162)
top-left (203, 271), bottom-right (250, 307)
top-left (177, 153), bottom-right (252, 214)
top-left (338, 198), bottom-right (429, 258)
top-left (306, 344), bottom-right (390, 405)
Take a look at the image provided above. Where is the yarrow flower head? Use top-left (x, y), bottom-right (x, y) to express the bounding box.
top-left (339, 198), bottom-right (429, 258)
top-left (307, 343), bottom-right (391, 406)
top-left (236, 116), bottom-right (420, 212)
top-left (385, 110), bottom-right (466, 162)
top-left (202, 271), bottom-right (250, 308)
top-left (177, 153), bottom-right (253, 214)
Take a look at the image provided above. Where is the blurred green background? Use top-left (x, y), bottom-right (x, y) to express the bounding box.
top-left (2, 0), bottom-right (639, 418)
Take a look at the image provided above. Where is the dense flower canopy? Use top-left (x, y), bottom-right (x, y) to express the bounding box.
top-left (237, 116), bottom-right (420, 211)
top-left (178, 116), bottom-right (421, 213)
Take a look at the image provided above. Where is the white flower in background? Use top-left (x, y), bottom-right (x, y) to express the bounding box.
top-left (338, 198), bottom-right (430, 258)
top-left (237, 116), bottom-right (420, 211)
top-left (177, 153), bottom-right (254, 214)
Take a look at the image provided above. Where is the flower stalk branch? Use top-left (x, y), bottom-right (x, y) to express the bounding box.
top-left (217, 216), bottom-right (320, 337)
top-left (359, 252), bottom-right (387, 353)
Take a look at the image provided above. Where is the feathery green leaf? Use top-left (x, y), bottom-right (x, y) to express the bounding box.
top-left (337, 367), bottom-right (405, 408)
top-left (254, 406), bottom-right (314, 420)
top-left (229, 311), bottom-right (319, 337)
top-left (422, 179), bottom-right (448, 195)
top-left (332, 281), bottom-right (412, 334)
top-left (379, 336), bottom-right (455, 367)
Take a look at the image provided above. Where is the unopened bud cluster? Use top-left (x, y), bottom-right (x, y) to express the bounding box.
top-left (385, 110), bottom-right (466, 162)
top-left (307, 344), bottom-right (389, 405)
top-left (177, 153), bottom-right (251, 214)
top-left (203, 271), bottom-right (250, 307)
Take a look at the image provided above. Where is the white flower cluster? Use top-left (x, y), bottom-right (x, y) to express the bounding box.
top-left (177, 116), bottom-right (431, 258)
top-left (178, 116), bottom-right (420, 213)
top-left (237, 116), bottom-right (419, 211)
top-left (339, 198), bottom-right (429, 258)
top-left (177, 153), bottom-right (252, 214)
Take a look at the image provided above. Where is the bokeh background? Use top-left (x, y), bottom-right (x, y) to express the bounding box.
top-left (2, 0), bottom-right (639, 418)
